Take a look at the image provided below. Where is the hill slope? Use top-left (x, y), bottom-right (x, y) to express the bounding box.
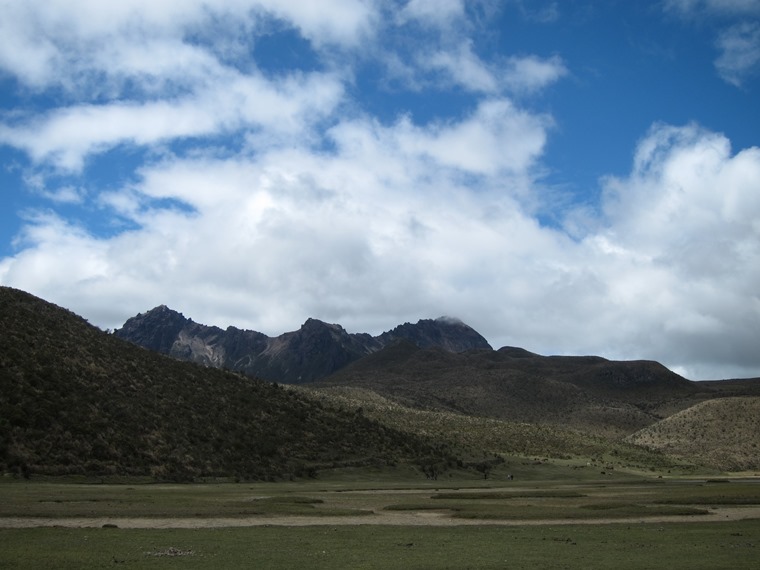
top-left (316, 342), bottom-right (705, 438)
top-left (114, 306), bottom-right (492, 383)
top-left (626, 397), bottom-right (760, 471)
top-left (0, 287), bottom-right (458, 480)
top-left (299, 385), bottom-right (693, 474)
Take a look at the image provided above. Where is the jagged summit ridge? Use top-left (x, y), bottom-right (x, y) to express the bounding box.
top-left (115, 307), bottom-right (491, 384)
top-left (379, 316), bottom-right (491, 353)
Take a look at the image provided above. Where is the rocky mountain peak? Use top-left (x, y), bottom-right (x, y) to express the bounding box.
top-left (379, 317), bottom-right (492, 352)
top-left (115, 308), bottom-right (492, 383)
top-left (116, 304), bottom-right (190, 353)
top-left (300, 318), bottom-right (346, 335)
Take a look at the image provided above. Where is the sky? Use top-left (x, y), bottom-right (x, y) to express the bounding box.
top-left (1, 0), bottom-right (760, 381)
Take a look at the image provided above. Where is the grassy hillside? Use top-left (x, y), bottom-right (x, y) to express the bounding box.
top-left (317, 341), bottom-right (703, 439)
top-left (626, 397), bottom-right (760, 471)
top-left (299, 386), bottom-right (699, 475)
top-left (0, 287), bottom-right (459, 481)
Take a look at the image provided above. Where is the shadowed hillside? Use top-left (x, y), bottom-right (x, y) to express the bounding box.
top-left (0, 287), bottom-right (461, 480)
top-left (316, 341), bottom-right (709, 438)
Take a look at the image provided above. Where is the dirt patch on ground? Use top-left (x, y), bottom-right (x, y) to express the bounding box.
top-left (2, 506), bottom-right (759, 529)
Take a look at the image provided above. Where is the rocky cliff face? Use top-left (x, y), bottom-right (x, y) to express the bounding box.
top-left (114, 308), bottom-right (492, 384)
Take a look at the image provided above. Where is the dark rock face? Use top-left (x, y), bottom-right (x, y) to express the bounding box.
top-left (379, 317), bottom-right (492, 353)
top-left (115, 305), bottom-right (189, 354)
top-left (114, 309), bottom-right (492, 384)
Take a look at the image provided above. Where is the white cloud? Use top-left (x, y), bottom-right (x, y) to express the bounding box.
top-left (399, 0), bottom-right (466, 27)
top-left (589, 123), bottom-right (760, 378)
top-left (411, 42), bottom-right (566, 95)
top-left (391, 99), bottom-right (550, 175)
top-left (26, 178), bottom-right (86, 204)
top-left (664, 0), bottom-right (760, 85)
top-left (0, 0), bottom-right (362, 175)
top-left (426, 41), bottom-right (500, 93)
top-left (2, 2), bottom-right (759, 383)
top-left (422, 42), bottom-right (567, 94)
top-left (0, 0), bottom-right (376, 91)
top-left (382, 1), bottom-right (565, 96)
top-left (256, 0), bottom-right (378, 46)
top-left (5, 119), bottom-right (760, 380)
top-left (0, 71), bottom-right (344, 172)
top-left (0, 93), bottom-right (558, 337)
top-left (502, 55), bottom-right (567, 93)
top-left (715, 22), bottom-right (760, 86)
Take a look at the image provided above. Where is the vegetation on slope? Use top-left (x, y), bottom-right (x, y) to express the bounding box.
top-left (316, 341), bottom-right (703, 439)
top-left (298, 386), bottom-right (697, 474)
top-left (0, 287), bottom-right (459, 481)
top-left (627, 397), bottom-right (760, 471)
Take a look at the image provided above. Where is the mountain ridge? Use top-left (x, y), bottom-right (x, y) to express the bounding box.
top-left (5, 285), bottom-right (760, 474)
top-left (115, 306), bottom-right (493, 383)
top-left (315, 342), bottom-right (720, 439)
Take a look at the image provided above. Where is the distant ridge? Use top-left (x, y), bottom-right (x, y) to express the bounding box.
top-left (317, 342), bottom-right (705, 438)
top-left (115, 307), bottom-right (492, 383)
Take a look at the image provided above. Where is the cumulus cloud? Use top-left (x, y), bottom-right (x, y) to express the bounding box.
top-left (0, 86), bottom-right (559, 336)
top-left (5, 117), bottom-right (760, 379)
top-left (389, 99), bottom-right (550, 175)
top-left (588, 124), bottom-right (760, 378)
top-left (1, 1), bottom-right (760, 382)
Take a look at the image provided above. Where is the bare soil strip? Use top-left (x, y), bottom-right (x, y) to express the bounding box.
top-left (2, 506), bottom-right (759, 529)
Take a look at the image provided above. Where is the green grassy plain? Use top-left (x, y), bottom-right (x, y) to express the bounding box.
top-left (1, 520), bottom-right (759, 569)
top-left (1, 473), bottom-right (759, 569)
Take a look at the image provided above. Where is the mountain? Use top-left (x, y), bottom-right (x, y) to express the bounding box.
top-left (115, 307), bottom-right (492, 383)
top-left (315, 342), bottom-right (714, 439)
top-left (377, 317), bottom-right (494, 352)
top-left (0, 287), bottom-right (460, 480)
top-left (115, 303), bottom-right (760, 447)
top-left (5, 286), bottom-right (760, 475)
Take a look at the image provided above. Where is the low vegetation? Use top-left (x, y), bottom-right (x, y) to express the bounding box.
top-left (0, 287), bottom-right (467, 481)
top-left (1, 478), bottom-right (759, 569)
top-left (627, 397), bottom-right (760, 471)
top-left (297, 386), bottom-right (702, 475)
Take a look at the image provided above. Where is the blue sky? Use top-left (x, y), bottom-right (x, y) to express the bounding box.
top-left (1, 0), bottom-right (760, 380)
